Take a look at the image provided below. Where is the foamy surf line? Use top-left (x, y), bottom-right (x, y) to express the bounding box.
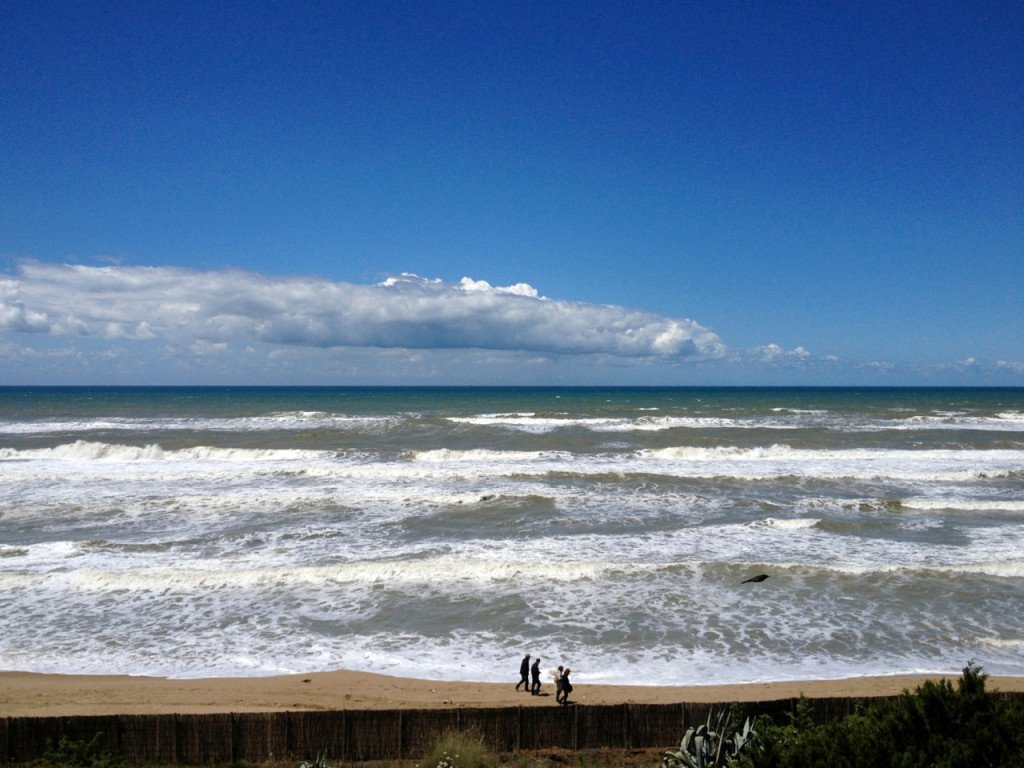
top-left (6, 554), bottom-right (1024, 591)
top-left (901, 498), bottom-right (1024, 512)
top-left (0, 440), bottom-right (331, 461)
top-left (0, 413), bottom-right (402, 434)
top-left (3, 627), bottom-right (1024, 687)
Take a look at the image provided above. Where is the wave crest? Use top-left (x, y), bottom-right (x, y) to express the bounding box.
top-left (0, 440), bottom-right (328, 462)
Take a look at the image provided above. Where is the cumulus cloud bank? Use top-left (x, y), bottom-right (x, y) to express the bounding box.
top-left (0, 263), bottom-right (726, 360)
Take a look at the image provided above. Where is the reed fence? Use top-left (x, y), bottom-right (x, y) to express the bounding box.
top-left (2, 694), bottom-right (1021, 765)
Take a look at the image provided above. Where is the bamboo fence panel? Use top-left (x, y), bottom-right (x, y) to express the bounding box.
top-left (61, 715), bottom-right (120, 754)
top-left (343, 709), bottom-right (401, 761)
top-left (175, 713), bottom-right (233, 764)
top-left (576, 704), bottom-right (629, 749)
top-left (5, 716), bottom-right (64, 763)
top-left (738, 698), bottom-right (792, 725)
top-left (681, 702), bottom-right (714, 732)
top-left (118, 714), bottom-right (176, 764)
top-left (627, 703), bottom-right (682, 749)
top-left (519, 705), bottom-right (574, 750)
top-left (232, 712), bottom-right (288, 764)
top-left (456, 707), bottom-right (518, 753)
top-left (286, 711), bottom-right (346, 761)
top-left (401, 708), bottom-right (460, 757)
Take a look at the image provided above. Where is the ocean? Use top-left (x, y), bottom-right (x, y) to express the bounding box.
top-left (1, 386), bottom-right (1023, 685)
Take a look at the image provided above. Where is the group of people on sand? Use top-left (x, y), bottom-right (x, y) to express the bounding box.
top-left (515, 653), bottom-right (573, 704)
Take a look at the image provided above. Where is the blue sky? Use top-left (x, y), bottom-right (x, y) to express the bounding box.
top-left (1, 0), bottom-right (1021, 385)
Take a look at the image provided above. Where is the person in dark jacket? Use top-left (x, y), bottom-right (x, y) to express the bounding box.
top-left (558, 668), bottom-right (573, 704)
top-left (515, 654), bottom-right (531, 691)
top-left (530, 657), bottom-right (542, 694)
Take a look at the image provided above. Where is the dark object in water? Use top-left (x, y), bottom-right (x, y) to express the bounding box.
top-left (741, 574), bottom-right (769, 583)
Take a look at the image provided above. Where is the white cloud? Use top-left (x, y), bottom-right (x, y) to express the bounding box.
top-left (863, 361), bottom-right (895, 373)
top-left (0, 278), bottom-right (50, 333)
top-left (996, 360), bottom-right (1024, 374)
top-left (457, 276), bottom-right (540, 298)
top-left (752, 343), bottom-right (812, 362)
top-left (190, 340), bottom-right (229, 356)
top-left (0, 263), bottom-right (726, 360)
top-left (0, 340), bottom-right (82, 360)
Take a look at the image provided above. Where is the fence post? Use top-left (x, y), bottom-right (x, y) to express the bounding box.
top-left (573, 704), bottom-right (581, 753)
top-left (284, 708), bottom-right (290, 761)
top-left (623, 704), bottom-right (630, 749)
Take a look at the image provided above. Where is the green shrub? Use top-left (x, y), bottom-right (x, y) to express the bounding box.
top-left (29, 734), bottom-right (125, 768)
top-left (747, 663), bottom-right (1024, 768)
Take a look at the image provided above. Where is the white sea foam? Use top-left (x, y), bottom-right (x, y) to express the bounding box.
top-left (645, 444), bottom-right (1024, 462)
top-left (0, 557), bottom-right (623, 592)
top-left (5, 407), bottom-right (1024, 438)
top-left (752, 517), bottom-right (821, 530)
top-left (411, 448), bottom-right (571, 462)
top-left (8, 549), bottom-right (1023, 595)
top-left (975, 636), bottom-right (1024, 649)
top-left (448, 408), bottom-right (1024, 434)
top-left (634, 445), bottom-right (1024, 482)
top-left (447, 415), bottom-right (629, 432)
top-left (946, 560), bottom-right (1024, 578)
top-left (597, 416), bottom-right (766, 431)
top-left (0, 412), bottom-right (400, 435)
top-left (887, 413), bottom-right (1024, 431)
top-left (0, 440), bottom-right (332, 462)
top-left (2, 441), bottom-right (1021, 490)
top-left (447, 414), bottom-right (792, 432)
top-left (996, 411), bottom-right (1024, 423)
top-left (450, 412), bottom-right (538, 420)
top-left (901, 498), bottom-right (1024, 512)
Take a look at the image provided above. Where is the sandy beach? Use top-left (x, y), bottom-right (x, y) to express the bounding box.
top-left (3, 669), bottom-right (1023, 718)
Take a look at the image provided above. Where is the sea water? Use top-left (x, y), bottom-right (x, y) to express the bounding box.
top-left (1, 386), bottom-right (1022, 684)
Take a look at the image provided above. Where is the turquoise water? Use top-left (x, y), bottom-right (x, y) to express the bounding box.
top-left (1, 386), bottom-right (1023, 683)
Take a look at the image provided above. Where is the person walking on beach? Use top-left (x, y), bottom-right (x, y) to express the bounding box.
top-left (530, 656), bottom-right (542, 694)
top-left (515, 654), bottom-right (531, 691)
top-left (553, 665), bottom-right (564, 703)
top-left (559, 668), bottom-right (573, 705)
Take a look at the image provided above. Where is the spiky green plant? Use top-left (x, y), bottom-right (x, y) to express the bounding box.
top-left (662, 708), bottom-right (757, 768)
top-left (297, 749), bottom-right (331, 768)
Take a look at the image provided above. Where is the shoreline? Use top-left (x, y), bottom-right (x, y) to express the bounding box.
top-left (3, 669), bottom-right (1024, 717)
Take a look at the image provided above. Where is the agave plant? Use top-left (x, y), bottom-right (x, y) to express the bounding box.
top-left (298, 749), bottom-right (331, 768)
top-left (662, 708), bottom-right (757, 768)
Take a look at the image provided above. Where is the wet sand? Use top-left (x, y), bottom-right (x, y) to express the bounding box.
top-left (3, 669), bottom-right (1023, 717)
